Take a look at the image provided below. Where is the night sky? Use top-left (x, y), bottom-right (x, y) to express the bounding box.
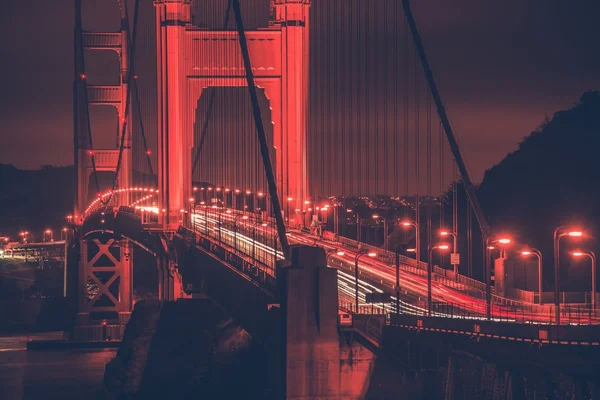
top-left (1, 0), bottom-right (599, 185)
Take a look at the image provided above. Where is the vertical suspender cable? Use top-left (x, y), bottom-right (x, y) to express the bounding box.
top-left (341, 1), bottom-right (347, 197)
top-left (75, 0), bottom-right (101, 196)
top-left (109, 0), bottom-right (140, 200)
top-left (365, 1), bottom-right (370, 196)
top-left (414, 49), bottom-right (420, 246)
top-left (321, 0), bottom-right (327, 199)
top-left (393, 0), bottom-right (399, 198)
top-left (403, 15), bottom-right (409, 219)
top-left (355, 1), bottom-right (360, 196)
top-left (231, 0), bottom-right (289, 258)
top-left (348, 0), bottom-right (354, 196)
top-left (401, 0), bottom-right (492, 239)
top-left (439, 121), bottom-right (444, 229)
top-left (191, 0), bottom-right (233, 180)
top-left (426, 91), bottom-right (432, 254)
top-left (383, 0), bottom-right (388, 197)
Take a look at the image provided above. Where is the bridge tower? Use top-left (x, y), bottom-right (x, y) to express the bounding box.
top-left (71, 0), bottom-right (134, 340)
top-left (74, 0), bottom-right (133, 216)
top-left (154, 0), bottom-right (311, 230)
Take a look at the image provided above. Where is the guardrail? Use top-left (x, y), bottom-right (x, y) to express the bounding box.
top-left (341, 296), bottom-right (600, 325)
top-left (388, 313), bottom-right (600, 345)
top-left (187, 209), bottom-right (598, 326)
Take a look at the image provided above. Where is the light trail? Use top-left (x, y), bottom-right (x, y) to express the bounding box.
top-left (189, 208), bottom-right (599, 324)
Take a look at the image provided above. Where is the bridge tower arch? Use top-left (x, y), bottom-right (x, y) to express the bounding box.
top-left (155, 0), bottom-right (311, 229)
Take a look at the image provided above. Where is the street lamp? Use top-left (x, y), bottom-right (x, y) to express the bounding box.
top-left (188, 198), bottom-right (195, 230)
top-left (521, 249), bottom-right (543, 305)
top-left (354, 249), bottom-right (377, 312)
top-left (394, 244), bottom-right (409, 314)
top-left (485, 236), bottom-right (511, 320)
top-left (356, 211), bottom-right (362, 243)
top-left (44, 229), bottom-right (53, 242)
top-left (572, 250), bottom-right (596, 310)
top-left (373, 214), bottom-right (389, 251)
top-left (251, 221), bottom-right (263, 263)
top-left (401, 221), bottom-right (420, 268)
top-left (553, 226), bottom-right (583, 323)
top-left (61, 228), bottom-right (68, 241)
top-left (286, 197), bottom-right (294, 225)
top-left (325, 248), bottom-right (345, 265)
top-left (440, 230), bottom-right (458, 274)
top-left (427, 244), bottom-right (450, 316)
top-left (233, 214), bottom-right (249, 253)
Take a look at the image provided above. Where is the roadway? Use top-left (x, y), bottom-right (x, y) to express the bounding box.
top-left (189, 208), bottom-right (599, 325)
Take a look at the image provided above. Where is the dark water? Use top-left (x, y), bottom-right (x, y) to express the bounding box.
top-left (0, 333), bottom-right (115, 400)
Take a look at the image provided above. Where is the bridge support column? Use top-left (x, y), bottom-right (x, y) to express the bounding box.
top-left (277, 245), bottom-right (341, 399)
top-left (73, 236), bottom-right (133, 341)
top-left (155, 0), bottom-right (193, 230)
top-left (275, 0), bottom-right (311, 225)
top-left (156, 251), bottom-right (185, 301)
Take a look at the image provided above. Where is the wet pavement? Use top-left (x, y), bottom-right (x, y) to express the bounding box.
top-left (0, 332), bottom-right (115, 400)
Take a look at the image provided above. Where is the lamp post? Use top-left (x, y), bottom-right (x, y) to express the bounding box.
top-left (325, 248), bottom-right (345, 266)
top-left (427, 244), bottom-right (450, 316)
top-left (354, 249), bottom-right (377, 312)
top-left (61, 228), bottom-right (68, 241)
top-left (394, 244), bottom-right (408, 314)
top-left (485, 236), bottom-right (511, 320)
top-left (217, 206), bottom-right (223, 244)
top-left (333, 204), bottom-right (339, 238)
top-left (373, 214), bottom-right (389, 251)
top-left (44, 229), bottom-right (53, 242)
top-left (234, 214), bottom-right (248, 253)
top-left (553, 226), bottom-right (583, 324)
top-left (572, 250), bottom-right (596, 310)
top-left (440, 230), bottom-right (458, 274)
top-left (356, 212), bottom-right (362, 243)
top-left (188, 198), bottom-right (195, 230)
top-left (251, 221), bottom-right (265, 263)
top-left (401, 221), bottom-right (420, 267)
top-left (286, 197), bottom-right (293, 226)
top-left (521, 249), bottom-right (543, 305)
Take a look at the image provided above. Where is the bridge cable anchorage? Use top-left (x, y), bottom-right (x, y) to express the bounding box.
top-left (74, 0), bottom-right (100, 196)
top-left (106, 0), bottom-right (141, 207)
top-left (191, 0), bottom-right (233, 178)
top-left (231, 0), bottom-right (290, 260)
top-left (401, 0), bottom-right (492, 239)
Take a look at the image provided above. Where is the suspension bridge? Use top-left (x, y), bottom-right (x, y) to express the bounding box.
top-left (64, 0), bottom-right (600, 397)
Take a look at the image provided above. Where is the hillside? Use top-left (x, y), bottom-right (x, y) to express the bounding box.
top-left (474, 91), bottom-right (600, 288)
top-left (0, 164), bottom-right (74, 239)
top-left (478, 91), bottom-right (600, 241)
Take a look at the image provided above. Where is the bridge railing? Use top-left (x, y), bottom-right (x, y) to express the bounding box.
top-left (188, 209), bottom-right (279, 288)
top-left (197, 207), bottom-right (485, 292)
top-left (341, 297), bottom-right (600, 325)
top-left (189, 208), bottom-right (596, 325)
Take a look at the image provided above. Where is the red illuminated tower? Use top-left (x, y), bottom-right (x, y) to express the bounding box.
top-left (154, 0), bottom-right (311, 229)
